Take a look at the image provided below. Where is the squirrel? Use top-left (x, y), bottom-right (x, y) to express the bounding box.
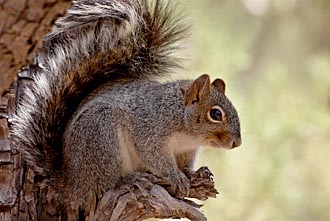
top-left (11, 0), bottom-right (241, 218)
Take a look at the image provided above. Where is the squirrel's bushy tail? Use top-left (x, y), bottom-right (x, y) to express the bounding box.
top-left (11, 0), bottom-right (187, 177)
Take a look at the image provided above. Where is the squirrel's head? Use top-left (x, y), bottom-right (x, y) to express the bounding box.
top-left (183, 74), bottom-right (241, 149)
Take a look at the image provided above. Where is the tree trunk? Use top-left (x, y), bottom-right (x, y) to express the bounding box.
top-left (0, 0), bottom-right (72, 97)
top-left (0, 1), bottom-right (70, 220)
top-left (0, 1), bottom-right (219, 220)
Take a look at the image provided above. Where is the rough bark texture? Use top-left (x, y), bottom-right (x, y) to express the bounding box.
top-left (0, 0), bottom-right (72, 97)
top-left (0, 1), bottom-right (71, 216)
top-left (0, 88), bottom-right (18, 221)
top-left (92, 168), bottom-right (218, 221)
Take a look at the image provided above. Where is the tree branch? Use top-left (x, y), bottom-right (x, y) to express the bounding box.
top-left (93, 167), bottom-right (218, 221)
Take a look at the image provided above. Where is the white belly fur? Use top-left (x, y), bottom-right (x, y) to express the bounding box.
top-left (165, 132), bottom-right (203, 156)
top-left (117, 126), bottom-right (144, 176)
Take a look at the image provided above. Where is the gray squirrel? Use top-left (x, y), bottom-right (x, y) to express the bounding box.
top-left (11, 0), bottom-right (241, 218)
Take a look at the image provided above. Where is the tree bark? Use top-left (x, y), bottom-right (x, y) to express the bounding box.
top-left (0, 0), bottom-right (71, 97)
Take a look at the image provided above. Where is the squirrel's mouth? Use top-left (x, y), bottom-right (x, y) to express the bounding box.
top-left (210, 141), bottom-right (232, 150)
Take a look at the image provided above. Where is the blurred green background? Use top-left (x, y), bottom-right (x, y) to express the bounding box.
top-left (155, 0), bottom-right (330, 220)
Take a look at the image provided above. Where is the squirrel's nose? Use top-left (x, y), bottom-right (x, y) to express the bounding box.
top-left (231, 137), bottom-right (242, 148)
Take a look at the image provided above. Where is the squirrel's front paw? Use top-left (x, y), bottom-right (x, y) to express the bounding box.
top-left (168, 171), bottom-right (190, 199)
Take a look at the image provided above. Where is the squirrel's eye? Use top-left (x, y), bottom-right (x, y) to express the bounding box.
top-left (207, 105), bottom-right (224, 123)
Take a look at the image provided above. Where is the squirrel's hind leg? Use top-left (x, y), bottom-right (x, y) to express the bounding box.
top-left (63, 105), bottom-right (124, 216)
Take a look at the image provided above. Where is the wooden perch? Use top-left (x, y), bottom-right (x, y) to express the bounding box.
top-left (0, 71), bottom-right (219, 220)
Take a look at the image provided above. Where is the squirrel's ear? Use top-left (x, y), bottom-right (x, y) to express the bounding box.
top-left (212, 78), bottom-right (226, 94)
top-left (185, 74), bottom-right (210, 105)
